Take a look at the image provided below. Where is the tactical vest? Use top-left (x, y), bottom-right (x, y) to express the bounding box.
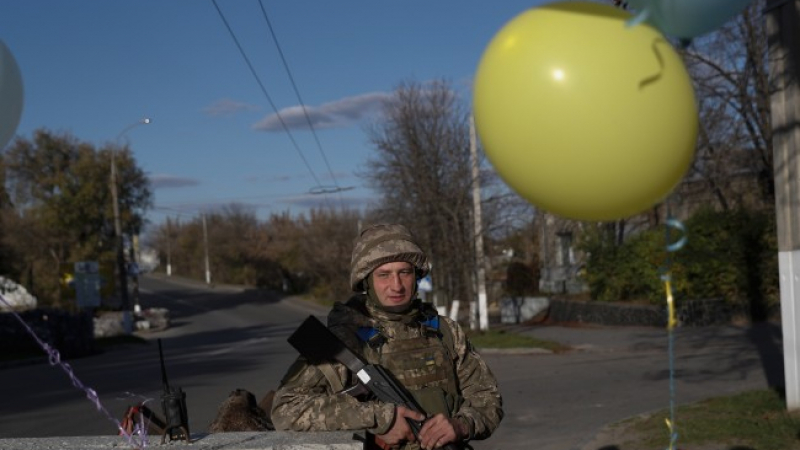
top-left (356, 315), bottom-right (463, 417)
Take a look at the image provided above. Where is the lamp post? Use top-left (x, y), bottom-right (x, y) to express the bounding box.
top-left (110, 117), bottom-right (150, 327)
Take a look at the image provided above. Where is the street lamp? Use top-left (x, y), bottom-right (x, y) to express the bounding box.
top-left (110, 117), bottom-right (150, 329)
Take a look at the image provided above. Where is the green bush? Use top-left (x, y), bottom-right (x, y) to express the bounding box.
top-left (677, 208), bottom-right (778, 320)
top-left (579, 208), bottom-right (778, 319)
top-left (580, 225), bottom-right (669, 304)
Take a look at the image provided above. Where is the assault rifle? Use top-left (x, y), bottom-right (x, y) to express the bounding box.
top-left (288, 315), bottom-right (459, 450)
top-left (158, 339), bottom-right (191, 443)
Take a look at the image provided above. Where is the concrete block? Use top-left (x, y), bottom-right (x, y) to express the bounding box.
top-left (500, 297), bottom-right (549, 324)
top-left (0, 431), bottom-right (363, 450)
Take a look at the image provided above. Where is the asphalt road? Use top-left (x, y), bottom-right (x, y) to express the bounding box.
top-left (0, 275), bottom-right (782, 450)
top-left (0, 274), bottom-right (326, 439)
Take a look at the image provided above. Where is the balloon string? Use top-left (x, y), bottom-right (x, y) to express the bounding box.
top-left (0, 293), bottom-right (146, 449)
top-left (665, 218), bottom-right (687, 253)
top-left (626, 8), bottom-right (650, 29)
top-left (661, 216), bottom-right (685, 450)
top-left (666, 328), bottom-right (678, 450)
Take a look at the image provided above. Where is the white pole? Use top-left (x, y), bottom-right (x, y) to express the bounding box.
top-left (470, 115), bottom-right (490, 331)
top-left (166, 217), bottom-right (172, 276)
top-left (203, 214), bottom-right (211, 284)
top-left (766, 0), bottom-right (800, 410)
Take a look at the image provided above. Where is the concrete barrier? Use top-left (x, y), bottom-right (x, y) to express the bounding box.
top-left (0, 308), bottom-right (95, 359)
top-left (500, 297), bottom-right (549, 324)
top-left (0, 431), bottom-right (364, 450)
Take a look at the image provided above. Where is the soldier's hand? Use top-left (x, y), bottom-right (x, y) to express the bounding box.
top-left (377, 406), bottom-right (425, 445)
top-left (418, 414), bottom-right (468, 450)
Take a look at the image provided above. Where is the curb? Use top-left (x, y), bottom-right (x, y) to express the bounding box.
top-left (477, 347), bottom-right (553, 355)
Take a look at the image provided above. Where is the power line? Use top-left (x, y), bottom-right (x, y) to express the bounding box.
top-left (211, 0), bottom-right (324, 190)
top-left (155, 186), bottom-right (335, 206)
top-left (152, 188), bottom-right (343, 213)
top-left (151, 206), bottom-right (200, 220)
top-left (257, 0), bottom-right (343, 197)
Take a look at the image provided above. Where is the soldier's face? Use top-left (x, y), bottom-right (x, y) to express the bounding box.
top-left (371, 261), bottom-right (416, 308)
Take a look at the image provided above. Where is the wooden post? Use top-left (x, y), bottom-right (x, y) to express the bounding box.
top-left (766, 0), bottom-right (800, 410)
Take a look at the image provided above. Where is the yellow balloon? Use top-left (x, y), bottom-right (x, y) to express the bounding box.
top-left (473, 1), bottom-right (698, 221)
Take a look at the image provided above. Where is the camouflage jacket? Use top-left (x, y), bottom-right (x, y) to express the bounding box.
top-left (270, 296), bottom-right (504, 447)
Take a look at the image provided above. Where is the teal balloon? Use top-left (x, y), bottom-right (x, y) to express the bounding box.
top-left (626, 0), bottom-right (753, 40)
top-left (0, 40), bottom-right (23, 149)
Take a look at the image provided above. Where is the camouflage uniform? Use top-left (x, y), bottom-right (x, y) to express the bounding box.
top-left (271, 224), bottom-right (503, 449)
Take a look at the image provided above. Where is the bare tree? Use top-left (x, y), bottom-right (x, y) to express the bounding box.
top-left (360, 79), bottom-right (482, 309)
top-left (680, 1), bottom-right (772, 211)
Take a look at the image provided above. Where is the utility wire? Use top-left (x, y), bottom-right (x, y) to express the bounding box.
top-left (257, 0), bottom-right (344, 200)
top-left (151, 206), bottom-right (199, 220)
top-left (211, 0), bottom-right (324, 190)
top-left (153, 186), bottom-right (339, 212)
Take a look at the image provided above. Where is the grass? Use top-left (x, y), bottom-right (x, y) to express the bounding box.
top-left (466, 328), bottom-right (569, 352)
top-left (612, 389), bottom-right (800, 450)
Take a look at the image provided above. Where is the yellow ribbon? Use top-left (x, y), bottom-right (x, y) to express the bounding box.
top-left (665, 279), bottom-right (677, 330)
top-left (663, 218), bottom-right (685, 331)
top-left (665, 418), bottom-right (678, 450)
top-left (662, 218), bottom-right (684, 450)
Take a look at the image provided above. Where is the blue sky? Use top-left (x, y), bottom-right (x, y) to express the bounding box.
top-left (0, 0), bottom-right (546, 226)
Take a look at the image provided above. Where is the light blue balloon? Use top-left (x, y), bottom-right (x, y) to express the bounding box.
top-left (626, 0), bottom-right (754, 40)
top-left (0, 40), bottom-right (23, 149)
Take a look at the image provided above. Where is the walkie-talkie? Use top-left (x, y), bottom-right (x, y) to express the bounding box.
top-left (158, 339), bottom-right (190, 443)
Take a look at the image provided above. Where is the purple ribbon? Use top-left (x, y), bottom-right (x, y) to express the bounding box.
top-left (0, 293), bottom-right (147, 448)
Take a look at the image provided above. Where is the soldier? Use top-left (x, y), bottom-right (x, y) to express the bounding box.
top-left (271, 223), bottom-right (503, 450)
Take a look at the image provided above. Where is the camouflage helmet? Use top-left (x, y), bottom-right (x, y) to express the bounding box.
top-left (350, 223), bottom-right (430, 292)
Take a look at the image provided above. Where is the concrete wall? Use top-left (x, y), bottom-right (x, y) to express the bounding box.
top-left (0, 309), bottom-right (95, 359)
top-left (500, 297), bottom-right (549, 324)
top-left (1, 307), bottom-right (172, 362)
top-left (0, 431), bottom-right (363, 450)
top-left (547, 298), bottom-right (734, 327)
top-left (499, 297), bottom-right (735, 327)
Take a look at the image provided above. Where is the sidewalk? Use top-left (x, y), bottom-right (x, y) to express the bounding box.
top-left (487, 320), bottom-right (785, 450)
top-left (512, 321), bottom-right (780, 354)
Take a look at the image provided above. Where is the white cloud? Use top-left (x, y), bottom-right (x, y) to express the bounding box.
top-left (253, 92), bottom-right (392, 132)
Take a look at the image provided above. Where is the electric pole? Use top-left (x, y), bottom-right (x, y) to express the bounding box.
top-left (470, 115), bottom-right (490, 331)
top-left (766, 0), bottom-right (800, 410)
top-left (166, 217), bottom-right (173, 276)
top-left (203, 213), bottom-right (211, 284)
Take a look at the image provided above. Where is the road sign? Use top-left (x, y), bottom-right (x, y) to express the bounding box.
top-left (74, 261), bottom-right (101, 308)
